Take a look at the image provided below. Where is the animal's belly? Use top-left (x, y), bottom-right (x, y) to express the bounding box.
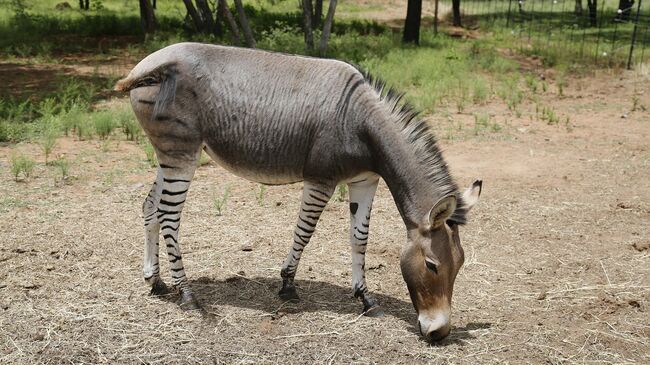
top-left (203, 145), bottom-right (303, 185)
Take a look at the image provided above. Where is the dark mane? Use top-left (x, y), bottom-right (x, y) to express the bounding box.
top-left (355, 67), bottom-right (468, 224)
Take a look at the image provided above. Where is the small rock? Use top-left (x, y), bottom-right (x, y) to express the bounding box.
top-left (632, 242), bottom-right (649, 252)
top-left (23, 283), bottom-right (40, 290)
top-left (240, 244), bottom-right (253, 252)
top-left (237, 270), bottom-right (246, 277)
top-left (275, 201), bottom-right (283, 206)
top-left (536, 291), bottom-right (547, 300)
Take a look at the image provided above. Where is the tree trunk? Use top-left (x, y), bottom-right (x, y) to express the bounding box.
top-left (575, 0), bottom-right (583, 15)
top-left (139, 0), bottom-right (156, 34)
top-left (452, 0), bottom-right (462, 27)
top-left (302, 0), bottom-right (315, 51)
top-left (313, 0), bottom-right (323, 29)
top-left (214, 0), bottom-right (224, 37)
top-left (79, 0), bottom-right (89, 10)
top-left (403, 0), bottom-right (422, 44)
top-left (319, 0), bottom-right (337, 56)
top-left (617, 0), bottom-right (634, 21)
top-left (586, 0), bottom-right (597, 26)
top-left (195, 0), bottom-right (216, 35)
top-left (219, 0), bottom-right (241, 45)
top-left (153, 0), bottom-right (156, 9)
top-left (433, 0), bottom-right (439, 36)
top-left (183, 0), bottom-right (206, 33)
top-left (233, 0), bottom-right (256, 47)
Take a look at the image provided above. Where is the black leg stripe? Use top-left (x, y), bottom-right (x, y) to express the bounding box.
top-left (158, 209), bottom-right (180, 215)
top-left (355, 227), bottom-right (369, 235)
top-left (354, 234), bottom-right (368, 241)
top-left (163, 178), bottom-right (191, 184)
top-left (362, 222), bottom-right (370, 228)
top-left (162, 189), bottom-right (188, 196)
top-left (299, 216), bottom-right (317, 228)
top-left (161, 225), bottom-right (179, 232)
top-left (159, 199), bottom-right (185, 207)
top-left (310, 188), bottom-right (330, 198)
top-left (302, 208), bottom-right (323, 214)
top-left (296, 234), bottom-right (309, 244)
top-left (294, 239), bottom-right (307, 247)
top-left (304, 202), bottom-right (326, 208)
top-left (163, 234), bottom-right (177, 243)
top-left (309, 193), bottom-right (329, 204)
top-left (160, 217), bottom-right (181, 224)
top-left (170, 267), bottom-right (184, 272)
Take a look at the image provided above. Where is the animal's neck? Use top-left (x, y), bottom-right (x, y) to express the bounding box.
top-left (366, 112), bottom-right (456, 229)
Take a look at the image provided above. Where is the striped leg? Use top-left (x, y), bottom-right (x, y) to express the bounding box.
top-left (279, 181), bottom-right (335, 301)
top-left (348, 178), bottom-right (383, 316)
top-left (143, 168), bottom-right (169, 295)
top-left (156, 166), bottom-right (199, 310)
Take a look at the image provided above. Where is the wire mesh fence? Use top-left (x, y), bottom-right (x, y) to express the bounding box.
top-left (459, 0), bottom-right (650, 68)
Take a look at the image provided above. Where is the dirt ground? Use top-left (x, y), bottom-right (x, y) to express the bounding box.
top-left (1, 52), bottom-right (649, 363)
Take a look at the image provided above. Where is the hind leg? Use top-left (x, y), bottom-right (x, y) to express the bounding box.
top-left (279, 181), bottom-right (335, 301)
top-left (348, 177), bottom-right (383, 316)
top-left (142, 168), bottom-right (170, 296)
top-left (156, 162), bottom-right (200, 310)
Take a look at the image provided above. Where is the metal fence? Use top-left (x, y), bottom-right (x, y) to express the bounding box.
top-left (460, 0), bottom-right (650, 68)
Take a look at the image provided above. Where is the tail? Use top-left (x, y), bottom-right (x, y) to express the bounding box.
top-left (114, 62), bottom-right (178, 118)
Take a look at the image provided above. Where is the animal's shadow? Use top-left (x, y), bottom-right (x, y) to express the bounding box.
top-left (160, 275), bottom-right (490, 346)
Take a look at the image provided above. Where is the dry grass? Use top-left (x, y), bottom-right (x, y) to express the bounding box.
top-left (1, 71), bottom-right (649, 364)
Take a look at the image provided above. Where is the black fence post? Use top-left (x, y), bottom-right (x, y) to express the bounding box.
top-left (627, 0), bottom-right (644, 69)
top-left (507, 0), bottom-right (513, 26)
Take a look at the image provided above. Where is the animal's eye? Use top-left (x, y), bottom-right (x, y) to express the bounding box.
top-left (425, 259), bottom-right (438, 274)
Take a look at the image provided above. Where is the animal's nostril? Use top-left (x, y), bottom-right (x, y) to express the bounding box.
top-left (427, 328), bottom-right (449, 342)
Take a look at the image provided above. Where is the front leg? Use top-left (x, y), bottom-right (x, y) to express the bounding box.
top-left (348, 178), bottom-right (383, 316)
top-left (279, 181), bottom-right (335, 301)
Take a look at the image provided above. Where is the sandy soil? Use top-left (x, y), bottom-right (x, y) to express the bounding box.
top-left (1, 54), bottom-right (649, 363)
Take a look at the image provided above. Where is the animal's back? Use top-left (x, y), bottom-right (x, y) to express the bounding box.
top-left (123, 43), bottom-right (379, 184)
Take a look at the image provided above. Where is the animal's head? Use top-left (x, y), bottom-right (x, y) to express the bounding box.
top-left (400, 180), bottom-right (482, 342)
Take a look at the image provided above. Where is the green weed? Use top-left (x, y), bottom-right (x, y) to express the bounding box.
top-left (38, 124), bottom-right (59, 165)
top-left (53, 156), bottom-right (70, 182)
top-left (336, 184), bottom-right (348, 202)
top-left (213, 185), bottom-right (232, 216)
top-left (255, 184), bottom-right (266, 206)
top-left (197, 151), bottom-right (211, 167)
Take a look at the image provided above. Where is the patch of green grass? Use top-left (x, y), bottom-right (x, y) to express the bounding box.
top-left (10, 152), bottom-right (36, 181)
top-left (336, 184), bottom-right (348, 202)
top-left (92, 111), bottom-right (115, 140)
top-left (142, 140), bottom-right (157, 168)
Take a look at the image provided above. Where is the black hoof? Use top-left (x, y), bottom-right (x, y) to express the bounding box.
top-left (178, 291), bottom-right (201, 311)
top-left (363, 305), bottom-right (385, 317)
top-left (179, 298), bottom-right (201, 311)
top-left (150, 279), bottom-right (171, 296)
top-left (279, 286), bottom-right (300, 302)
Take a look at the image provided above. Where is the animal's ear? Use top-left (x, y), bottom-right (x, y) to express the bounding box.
top-left (421, 195), bottom-right (457, 231)
top-left (462, 180), bottom-right (482, 212)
